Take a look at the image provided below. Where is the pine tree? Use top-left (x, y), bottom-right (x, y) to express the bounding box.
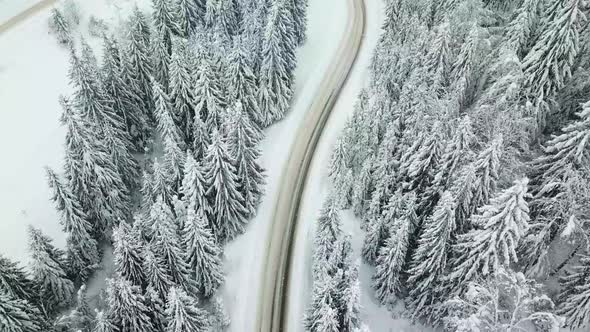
top-left (404, 121), bottom-right (445, 192)
top-left (177, 0), bottom-right (203, 36)
top-left (313, 196), bottom-right (342, 268)
top-left (150, 197), bottom-right (195, 292)
top-left (305, 270), bottom-right (339, 332)
top-left (241, 0), bottom-right (267, 73)
top-left (502, 0), bottom-right (542, 58)
top-left (557, 254), bottom-right (590, 329)
top-left (163, 135), bottom-right (186, 192)
top-left (151, 30), bottom-right (172, 91)
top-left (362, 191), bottom-right (403, 265)
top-left (165, 287), bottom-right (211, 332)
top-left (153, 0), bottom-right (180, 39)
top-left (154, 80), bottom-right (185, 147)
top-left (289, 0), bottom-right (308, 46)
top-left (258, 0), bottom-right (296, 126)
top-left (470, 135), bottom-right (503, 216)
top-left (46, 168), bottom-right (100, 281)
top-left (424, 20), bottom-right (451, 86)
top-left (451, 24), bottom-right (484, 110)
top-left (112, 222), bottom-right (145, 286)
top-left (227, 36), bottom-right (264, 126)
top-left (182, 205), bottom-right (224, 297)
top-left (106, 278), bottom-right (154, 332)
top-left (0, 291), bottom-right (44, 332)
top-left (144, 286), bottom-right (167, 331)
top-left (205, 0), bottom-right (239, 36)
top-left (49, 8), bottom-right (71, 45)
top-left (372, 204), bottom-right (413, 304)
top-left (203, 130), bottom-right (248, 241)
top-left (150, 159), bottom-right (176, 207)
top-left (522, 0), bottom-right (585, 127)
top-left (193, 57), bottom-right (226, 131)
top-left (226, 102), bottom-right (266, 216)
top-left (0, 255), bottom-right (35, 303)
top-left (407, 191), bottom-right (456, 319)
top-left (143, 244), bottom-right (174, 299)
top-left (447, 178), bottom-right (531, 293)
top-left (340, 262), bottom-right (361, 332)
top-left (93, 310), bottom-right (115, 332)
top-left (169, 39), bottom-right (196, 144)
top-left (180, 151), bottom-right (214, 227)
top-left (27, 226), bottom-right (74, 311)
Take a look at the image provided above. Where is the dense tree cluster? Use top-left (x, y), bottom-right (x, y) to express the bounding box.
top-left (2, 0), bottom-right (309, 330)
top-left (312, 0), bottom-right (590, 330)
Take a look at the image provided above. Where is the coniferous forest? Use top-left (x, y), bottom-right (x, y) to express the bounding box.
top-left (309, 0), bottom-right (590, 331)
top-left (1, 0), bottom-right (308, 331)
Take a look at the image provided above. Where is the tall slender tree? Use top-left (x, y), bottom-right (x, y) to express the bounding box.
top-left (106, 278), bottom-right (154, 332)
top-left (165, 287), bottom-right (211, 332)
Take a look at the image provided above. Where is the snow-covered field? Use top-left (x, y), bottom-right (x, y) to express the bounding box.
top-left (0, 0), bottom-right (149, 265)
top-left (286, 0), bottom-right (435, 330)
top-left (220, 0), bottom-right (348, 330)
top-left (0, 0), bottom-right (39, 23)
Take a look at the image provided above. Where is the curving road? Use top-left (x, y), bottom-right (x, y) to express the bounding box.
top-left (255, 0), bottom-right (367, 330)
top-left (0, 0), bottom-right (57, 34)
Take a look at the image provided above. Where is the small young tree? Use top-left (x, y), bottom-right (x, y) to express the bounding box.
top-left (27, 226), bottom-right (74, 311)
top-left (165, 287), bottom-right (211, 332)
top-left (203, 130), bottom-right (248, 242)
top-left (106, 278), bottom-right (154, 332)
top-left (182, 206), bottom-right (224, 298)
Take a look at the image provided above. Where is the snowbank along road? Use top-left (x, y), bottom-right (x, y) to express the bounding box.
top-left (256, 0), bottom-right (367, 330)
top-left (0, 0), bottom-right (57, 34)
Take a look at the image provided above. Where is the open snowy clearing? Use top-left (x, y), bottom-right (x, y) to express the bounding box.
top-left (220, 0), bottom-right (348, 330)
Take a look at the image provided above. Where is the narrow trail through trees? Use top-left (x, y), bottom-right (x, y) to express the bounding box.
top-left (255, 0), bottom-right (366, 330)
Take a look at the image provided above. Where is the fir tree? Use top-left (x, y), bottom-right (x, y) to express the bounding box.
top-left (313, 196), bottom-right (342, 268)
top-left (169, 39), bottom-right (196, 144)
top-left (163, 135), bottom-right (186, 192)
top-left (340, 262), bottom-right (361, 332)
top-left (150, 197), bottom-right (195, 293)
top-left (165, 287), bottom-right (211, 332)
top-left (407, 191), bottom-right (456, 319)
top-left (502, 0), bottom-right (542, 58)
top-left (144, 286), bottom-right (167, 331)
top-left (151, 30), bottom-right (172, 91)
top-left (93, 310), bottom-right (115, 332)
top-left (112, 222), bottom-right (145, 286)
top-left (27, 226), bottom-right (74, 311)
top-left (106, 278), bottom-right (154, 332)
top-left (226, 102), bottom-right (266, 216)
top-left (182, 205), bottom-right (224, 297)
top-left (150, 159), bottom-right (176, 207)
top-left (203, 130), bottom-right (248, 241)
top-left (289, 0), bottom-right (308, 46)
top-left (46, 167), bottom-right (100, 281)
top-left (0, 255), bottom-right (35, 303)
top-left (305, 270), bottom-right (339, 332)
top-left (177, 0), bottom-right (203, 36)
top-left (447, 178), bottom-right (531, 293)
top-left (180, 151), bottom-right (214, 228)
top-left (143, 244), bottom-right (174, 299)
top-left (404, 121), bottom-right (445, 192)
top-left (557, 254), bottom-right (590, 329)
top-left (154, 80), bottom-right (185, 148)
top-left (0, 291), bottom-right (44, 332)
top-left (470, 135), bottom-right (503, 216)
top-left (362, 191), bottom-right (403, 265)
top-left (153, 0), bottom-right (180, 39)
top-left (193, 58), bottom-right (226, 131)
top-left (49, 8), bottom-right (71, 45)
top-left (205, 0), bottom-right (239, 36)
top-left (227, 36), bottom-right (264, 126)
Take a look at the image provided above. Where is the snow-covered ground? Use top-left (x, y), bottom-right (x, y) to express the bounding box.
top-left (0, 0), bottom-right (40, 23)
top-left (220, 0), bottom-right (348, 330)
top-left (0, 0), bottom-right (149, 265)
top-left (285, 1), bottom-right (435, 331)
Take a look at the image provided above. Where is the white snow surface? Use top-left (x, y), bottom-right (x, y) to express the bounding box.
top-left (220, 0), bottom-right (348, 330)
top-left (285, 1), bottom-right (436, 331)
top-left (0, 0), bottom-right (39, 23)
top-left (0, 0), bottom-right (149, 265)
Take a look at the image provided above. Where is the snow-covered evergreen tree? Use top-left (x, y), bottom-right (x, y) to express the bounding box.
top-left (106, 278), bottom-right (154, 332)
top-left (182, 205), bottom-right (224, 297)
top-left (69, 285), bottom-right (92, 331)
top-left (49, 8), bottom-right (71, 45)
top-left (163, 135), bottom-right (186, 192)
top-left (112, 222), bottom-right (145, 286)
top-left (143, 243), bottom-right (174, 299)
top-left (502, 0), bottom-right (542, 58)
top-left (362, 191), bottom-right (404, 265)
top-left (557, 254), bottom-right (590, 329)
top-left (27, 226), bottom-right (74, 311)
top-left (0, 291), bottom-right (44, 332)
top-left (211, 296), bottom-right (231, 330)
top-left (144, 286), bottom-right (167, 331)
top-left (169, 39), bottom-right (196, 144)
top-left (205, 0), bottom-right (239, 37)
top-left (226, 102), bottom-right (266, 216)
top-left (193, 57), bottom-right (226, 131)
top-left (0, 255), bottom-right (35, 303)
top-left (289, 0), bottom-right (308, 46)
top-left (203, 129), bottom-right (248, 241)
top-left (165, 287), bottom-right (211, 332)
top-left (149, 159), bottom-right (176, 207)
top-left (305, 269), bottom-right (339, 332)
top-left (180, 151), bottom-right (213, 227)
top-left (152, 30), bottom-right (172, 91)
top-left (407, 191), bottom-right (456, 319)
top-left (153, 0), bottom-right (180, 40)
top-left (93, 310), bottom-right (115, 332)
top-left (154, 80), bottom-right (185, 147)
top-left (46, 167), bottom-right (100, 282)
top-left (447, 178), bottom-right (531, 294)
top-left (176, 0), bottom-right (203, 36)
top-left (313, 196), bottom-right (342, 269)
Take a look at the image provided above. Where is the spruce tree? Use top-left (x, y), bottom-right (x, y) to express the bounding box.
top-left (193, 57), bottom-right (226, 131)
top-left (27, 226), bottom-right (74, 311)
top-left (226, 102), bottom-right (266, 216)
top-left (0, 255), bottom-right (35, 303)
top-left (362, 191), bottom-right (403, 265)
top-left (93, 310), bottom-right (115, 332)
top-left (557, 254), bottom-right (590, 329)
top-left (313, 196), bottom-right (342, 268)
top-left (182, 205), bottom-right (224, 297)
top-left (163, 135), bottom-right (186, 192)
top-left (144, 286), bottom-right (167, 331)
top-left (143, 244), bottom-right (174, 300)
top-left (150, 159), bottom-right (176, 207)
top-left (503, 0), bottom-right (542, 58)
top-left (46, 167), bottom-right (100, 281)
top-left (227, 36), bottom-right (264, 126)
top-left (305, 270), bottom-right (339, 332)
top-left (151, 30), bottom-right (172, 91)
top-left (177, 0), bottom-right (203, 36)
top-left (205, 0), bottom-right (239, 36)
top-left (106, 278), bottom-right (154, 332)
top-left (112, 222), bottom-right (145, 286)
top-left (407, 191), bottom-right (456, 319)
top-left (69, 285), bottom-right (92, 331)
top-left (180, 151), bottom-right (213, 228)
top-left (165, 287), bottom-right (211, 332)
top-left (447, 178), bottom-right (531, 293)
top-left (154, 80), bottom-right (185, 147)
top-left (49, 8), bottom-right (71, 45)
top-left (203, 130), bottom-right (248, 241)
top-left (470, 135), bottom-right (503, 216)
top-left (211, 296), bottom-right (231, 330)
top-left (153, 0), bottom-right (180, 40)
top-left (0, 291), bottom-right (44, 332)
top-left (404, 121), bottom-right (445, 192)
top-left (289, 0), bottom-right (308, 46)
top-left (169, 39), bottom-right (196, 144)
